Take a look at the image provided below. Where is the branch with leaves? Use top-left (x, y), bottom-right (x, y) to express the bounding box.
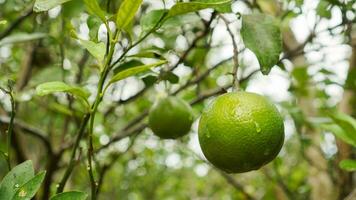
top-left (0, 0), bottom-right (354, 199)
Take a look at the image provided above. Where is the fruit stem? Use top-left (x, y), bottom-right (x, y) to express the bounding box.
top-left (220, 14), bottom-right (240, 91)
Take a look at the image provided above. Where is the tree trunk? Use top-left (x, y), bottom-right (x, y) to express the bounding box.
top-left (283, 29), bottom-right (335, 200)
top-left (335, 33), bottom-right (356, 199)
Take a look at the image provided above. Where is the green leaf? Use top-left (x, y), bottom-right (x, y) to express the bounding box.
top-left (317, 0), bottom-right (331, 19)
top-left (36, 81), bottom-right (90, 100)
top-left (33, 0), bottom-right (73, 12)
top-left (0, 33), bottom-right (47, 47)
top-left (110, 60), bottom-right (167, 84)
top-left (345, 67), bottom-right (356, 90)
top-left (167, 0), bottom-right (231, 18)
top-left (329, 112), bottom-right (356, 146)
top-left (0, 161), bottom-right (34, 200)
top-left (192, 0), bottom-right (232, 13)
top-left (83, 0), bottom-right (106, 22)
top-left (339, 159), bottom-right (356, 171)
top-left (161, 71), bottom-right (179, 84)
top-left (241, 14), bottom-right (282, 75)
top-left (77, 39), bottom-right (106, 63)
top-left (116, 0), bottom-right (144, 30)
top-left (48, 102), bottom-right (83, 118)
top-left (142, 75), bottom-right (158, 87)
top-left (140, 9), bottom-right (167, 34)
top-left (61, 0), bottom-right (84, 18)
top-left (12, 171), bottom-right (46, 200)
top-left (319, 124), bottom-right (356, 147)
top-left (161, 14), bottom-right (201, 30)
top-left (113, 60), bottom-right (144, 74)
top-left (50, 191), bottom-right (88, 200)
top-left (127, 51), bottom-right (163, 59)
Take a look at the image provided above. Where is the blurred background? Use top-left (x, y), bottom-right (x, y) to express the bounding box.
top-left (0, 0), bottom-right (355, 199)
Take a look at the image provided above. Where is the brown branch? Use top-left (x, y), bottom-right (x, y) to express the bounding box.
top-left (0, 115), bottom-right (53, 155)
top-left (282, 33), bottom-right (315, 61)
top-left (0, 8), bottom-right (34, 40)
top-left (345, 188), bottom-right (356, 200)
top-left (172, 57), bottom-right (233, 95)
top-left (169, 12), bottom-right (216, 72)
top-left (11, 130), bottom-right (27, 164)
top-left (116, 86), bottom-right (150, 105)
top-left (122, 110), bottom-right (149, 131)
top-left (41, 152), bottom-right (63, 200)
top-left (76, 51), bottom-right (90, 84)
top-left (56, 113), bottom-right (90, 193)
top-left (96, 135), bottom-right (138, 197)
top-left (105, 11), bottom-right (217, 110)
top-left (98, 87), bottom-right (228, 152)
top-left (262, 168), bottom-right (295, 199)
top-left (97, 123), bottom-right (146, 152)
top-left (180, 143), bottom-right (256, 200)
top-left (219, 15), bottom-right (240, 91)
top-left (99, 69), bottom-right (259, 152)
top-left (217, 170), bottom-right (255, 200)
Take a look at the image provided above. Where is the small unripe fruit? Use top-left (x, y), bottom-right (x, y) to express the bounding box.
top-left (149, 96), bottom-right (194, 139)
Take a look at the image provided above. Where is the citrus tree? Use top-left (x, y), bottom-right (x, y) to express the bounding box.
top-left (0, 0), bottom-right (355, 199)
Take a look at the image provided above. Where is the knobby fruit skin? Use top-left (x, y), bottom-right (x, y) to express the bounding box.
top-left (148, 96), bottom-right (194, 139)
top-left (198, 92), bottom-right (285, 173)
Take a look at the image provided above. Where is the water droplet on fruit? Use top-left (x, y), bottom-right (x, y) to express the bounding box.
top-left (14, 184), bottom-right (19, 188)
top-left (205, 129), bottom-right (211, 139)
top-left (254, 121), bottom-right (261, 133)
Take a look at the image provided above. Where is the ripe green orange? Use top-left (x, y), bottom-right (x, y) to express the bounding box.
top-left (198, 92), bottom-right (284, 173)
top-left (148, 96), bottom-right (194, 139)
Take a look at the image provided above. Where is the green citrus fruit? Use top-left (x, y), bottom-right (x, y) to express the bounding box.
top-left (149, 96), bottom-right (194, 139)
top-left (198, 92), bottom-right (284, 173)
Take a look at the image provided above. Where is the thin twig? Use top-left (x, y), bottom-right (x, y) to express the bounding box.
top-left (220, 15), bottom-right (240, 91)
top-left (104, 13), bottom-right (217, 115)
top-left (172, 57), bottom-right (233, 95)
top-left (56, 114), bottom-right (90, 193)
top-left (99, 69), bottom-right (259, 152)
top-left (0, 86), bottom-right (16, 170)
top-left (0, 8), bottom-right (34, 40)
top-left (0, 116), bottom-right (53, 155)
top-left (179, 144), bottom-right (256, 200)
top-left (96, 135), bottom-right (138, 197)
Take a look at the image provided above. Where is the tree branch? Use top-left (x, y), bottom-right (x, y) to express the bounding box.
top-left (0, 115), bottom-right (53, 155)
top-left (0, 8), bottom-right (34, 40)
